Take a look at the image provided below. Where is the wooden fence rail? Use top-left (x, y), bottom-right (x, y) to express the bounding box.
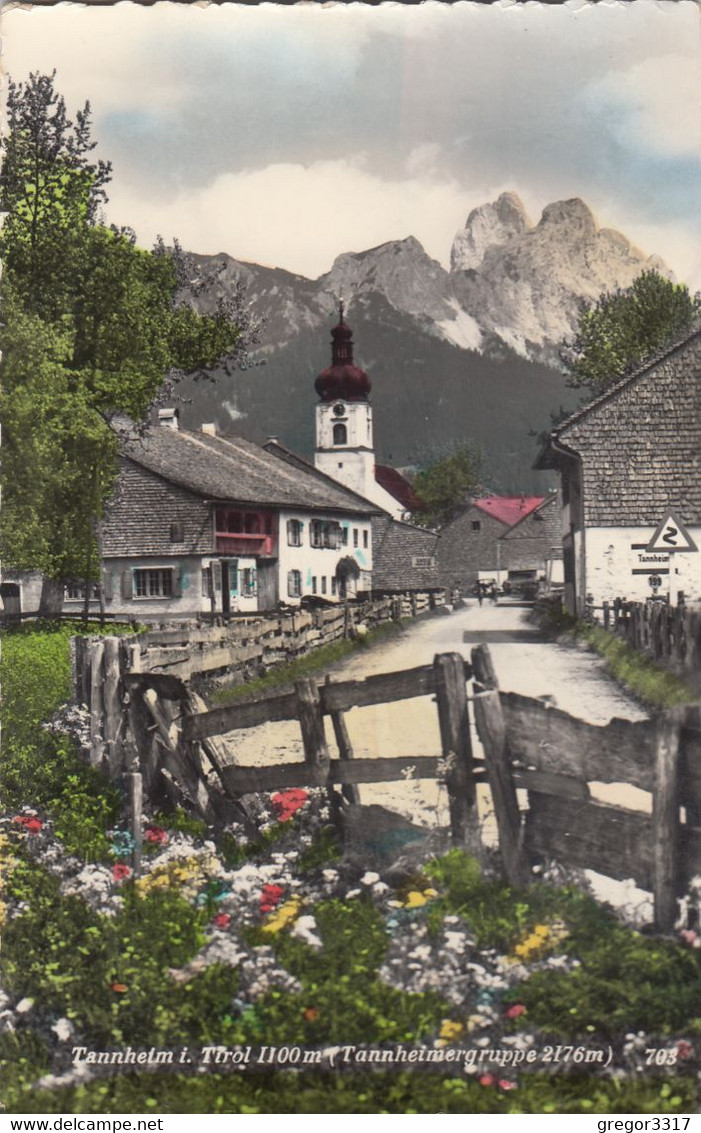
top-left (601, 597), bottom-right (701, 680)
top-left (471, 644), bottom-right (701, 931)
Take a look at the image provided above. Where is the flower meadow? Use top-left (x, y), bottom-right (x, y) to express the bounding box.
top-left (0, 623), bottom-right (700, 1114)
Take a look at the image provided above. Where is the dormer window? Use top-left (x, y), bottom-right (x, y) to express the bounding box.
top-left (333, 422), bottom-right (347, 445)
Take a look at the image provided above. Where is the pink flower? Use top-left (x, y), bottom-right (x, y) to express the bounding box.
top-left (144, 825), bottom-right (168, 846)
top-left (212, 913), bottom-right (231, 929)
top-left (499, 1080), bottom-right (518, 1091)
top-left (680, 929), bottom-right (698, 946)
top-left (479, 1074), bottom-right (495, 1087)
top-left (111, 863), bottom-right (131, 882)
top-left (271, 789), bottom-right (308, 822)
top-left (677, 1041), bottom-right (693, 1060)
top-left (505, 1003), bottom-right (527, 1019)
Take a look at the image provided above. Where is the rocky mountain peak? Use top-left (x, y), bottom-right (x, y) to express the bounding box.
top-left (451, 190), bottom-right (531, 272)
top-left (538, 197), bottom-right (597, 236)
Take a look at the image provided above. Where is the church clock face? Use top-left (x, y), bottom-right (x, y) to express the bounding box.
top-left (333, 402), bottom-right (346, 417)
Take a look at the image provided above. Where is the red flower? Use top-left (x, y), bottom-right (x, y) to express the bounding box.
top-left (505, 1003), bottom-right (526, 1019)
top-left (677, 1041), bottom-right (693, 1060)
top-left (144, 825), bottom-right (168, 846)
top-left (303, 1007), bottom-right (320, 1023)
top-left (212, 912), bottom-right (231, 929)
top-left (479, 1074), bottom-right (495, 1087)
top-left (499, 1080), bottom-right (518, 1091)
top-left (259, 883), bottom-right (285, 914)
top-left (110, 982), bottom-right (128, 994)
top-left (271, 789), bottom-right (308, 822)
top-left (12, 814), bottom-right (43, 833)
top-left (111, 864), bottom-right (131, 882)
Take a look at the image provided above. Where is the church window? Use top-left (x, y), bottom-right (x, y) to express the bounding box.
top-left (333, 422), bottom-right (347, 445)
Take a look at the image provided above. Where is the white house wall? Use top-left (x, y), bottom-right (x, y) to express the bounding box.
top-left (278, 508), bottom-right (373, 605)
top-left (583, 526), bottom-right (701, 611)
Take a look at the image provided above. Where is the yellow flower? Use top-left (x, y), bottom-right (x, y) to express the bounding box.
top-left (261, 896), bottom-right (303, 935)
top-left (533, 924), bottom-right (550, 939)
top-left (436, 1019), bottom-right (465, 1047)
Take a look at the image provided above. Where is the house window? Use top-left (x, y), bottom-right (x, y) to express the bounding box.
top-left (311, 519), bottom-right (342, 548)
top-left (471, 520), bottom-right (481, 532)
top-left (170, 521), bottom-right (184, 543)
top-left (333, 422), bottom-right (347, 445)
top-left (242, 567), bottom-right (257, 595)
top-left (287, 570), bottom-right (302, 598)
top-left (287, 519), bottom-right (302, 546)
top-left (353, 529), bottom-right (359, 548)
top-left (363, 530), bottom-right (369, 549)
top-left (331, 577), bottom-right (337, 596)
top-left (244, 513), bottom-right (260, 534)
top-left (312, 576), bottom-right (317, 594)
top-left (341, 527), bottom-right (349, 545)
top-left (134, 569), bottom-right (174, 598)
top-left (64, 582), bottom-right (100, 601)
top-left (321, 577), bottom-right (327, 595)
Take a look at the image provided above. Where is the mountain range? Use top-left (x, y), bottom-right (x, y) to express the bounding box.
top-left (177, 193), bottom-right (667, 493)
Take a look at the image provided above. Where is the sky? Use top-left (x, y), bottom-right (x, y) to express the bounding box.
top-left (3, 1), bottom-right (700, 287)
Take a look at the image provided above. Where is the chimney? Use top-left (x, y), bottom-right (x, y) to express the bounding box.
top-left (157, 407), bottom-right (179, 430)
top-left (201, 423), bottom-right (217, 437)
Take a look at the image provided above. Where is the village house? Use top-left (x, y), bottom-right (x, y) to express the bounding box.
top-left (98, 410), bottom-right (379, 618)
top-left (436, 493), bottom-right (558, 593)
top-left (535, 323), bottom-right (701, 615)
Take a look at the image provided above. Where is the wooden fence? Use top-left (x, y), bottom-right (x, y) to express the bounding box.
top-left (470, 644), bottom-right (701, 931)
top-left (73, 620), bottom-right (701, 931)
top-left (601, 597), bottom-right (701, 681)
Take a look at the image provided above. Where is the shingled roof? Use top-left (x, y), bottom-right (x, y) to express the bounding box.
top-left (121, 426), bottom-right (377, 516)
top-left (535, 323), bottom-right (701, 525)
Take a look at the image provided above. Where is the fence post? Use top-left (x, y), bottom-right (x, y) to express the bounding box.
top-left (471, 645), bottom-right (529, 887)
top-left (603, 601), bottom-right (610, 631)
top-left (433, 653), bottom-right (481, 858)
top-left (89, 639), bottom-right (105, 768)
top-left (295, 678), bottom-right (330, 787)
top-left (325, 675), bottom-right (360, 805)
top-left (652, 707), bottom-right (684, 931)
top-left (126, 770), bottom-right (143, 874)
top-left (102, 636), bottom-right (122, 777)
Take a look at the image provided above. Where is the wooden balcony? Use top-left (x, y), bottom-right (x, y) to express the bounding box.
top-left (215, 531), bottom-right (276, 556)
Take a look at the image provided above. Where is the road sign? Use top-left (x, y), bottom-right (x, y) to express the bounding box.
top-left (648, 574), bottom-right (662, 590)
top-left (646, 511), bottom-right (698, 554)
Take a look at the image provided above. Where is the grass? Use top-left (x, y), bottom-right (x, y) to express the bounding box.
top-left (537, 604), bottom-right (694, 708)
top-left (209, 618), bottom-right (409, 706)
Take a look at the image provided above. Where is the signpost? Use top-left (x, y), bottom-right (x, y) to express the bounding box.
top-left (646, 511), bottom-right (698, 604)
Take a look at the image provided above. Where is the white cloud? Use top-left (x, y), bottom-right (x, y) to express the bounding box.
top-left (586, 54), bottom-right (701, 159)
top-left (106, 158), bottom-right (473, 278)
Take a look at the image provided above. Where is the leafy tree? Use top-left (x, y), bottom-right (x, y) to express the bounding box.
top-left (410, 445), bottom-right (482, 529)
top-left (0, 73), bottom-right (256, 613)
top-left (562, 269), bottom-right (700, 393)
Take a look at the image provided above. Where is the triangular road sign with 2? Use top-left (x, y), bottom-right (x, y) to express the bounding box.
top-left (646, 510), bottom-right (698, 553)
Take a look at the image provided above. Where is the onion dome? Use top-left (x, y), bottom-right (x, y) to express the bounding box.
top-left (315, 302), bottom-right (371, 402)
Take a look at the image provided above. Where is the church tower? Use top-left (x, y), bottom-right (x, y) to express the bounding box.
top-left (314, 304), bottom-right (376, 499)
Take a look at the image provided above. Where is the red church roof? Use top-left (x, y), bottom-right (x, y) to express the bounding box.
top-left (375, 465), bottom-right (424, 512)
top-left (473, 495), bottom-right (544, 527)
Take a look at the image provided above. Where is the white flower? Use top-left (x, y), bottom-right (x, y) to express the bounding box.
top-left (15, 998), bottom-right (34, 1014)
top-left (51, 1017), bottom-right (73, 1042)
top-left (360, 872), bottom-right (380, 886)
top-left (290, 916), bottom-right (323, 950)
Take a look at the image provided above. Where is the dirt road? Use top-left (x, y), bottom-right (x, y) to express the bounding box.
top-left (225, 600), bottom-right (648, 829)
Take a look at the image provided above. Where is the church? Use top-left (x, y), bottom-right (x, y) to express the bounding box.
top-left (83, 307), bottom-right (440, 618)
